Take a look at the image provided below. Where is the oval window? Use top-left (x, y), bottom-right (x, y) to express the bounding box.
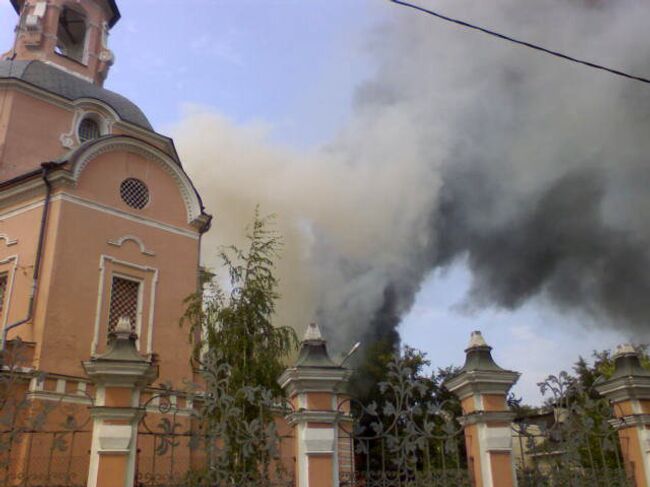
top-left (120, 178), bottom-right (150, 209)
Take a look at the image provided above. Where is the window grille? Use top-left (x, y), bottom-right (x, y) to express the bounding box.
top-left (108, 277), bottom-right (140, 335)
top-left (78, 118), bottom-right (100, 143)
top-left (120, 178), bottom-right (150, 209)
top-left (0, 274), bottom-right (8, 317)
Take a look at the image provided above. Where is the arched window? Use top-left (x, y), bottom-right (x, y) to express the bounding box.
top-left (78, 117), bottom-right (101, 143)
top-left (55, 7), bottom-right (87, 64)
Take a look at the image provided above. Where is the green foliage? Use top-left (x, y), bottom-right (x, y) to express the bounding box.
top-left (513, 347), bottom-right (646, 485)
top-left (181, 208), bottom-right (298, 396)
top-left (179, 208), bottom-right (298, 484)
top-left (350, 346), bottom-right (467, 475)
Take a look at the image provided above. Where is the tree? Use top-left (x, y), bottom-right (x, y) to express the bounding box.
top-left (180, 208), bottom-right (298, 485)
top-left (349, 346), bottom-right (467, 479)
top-left (182, 208), bottom-right (298, 395)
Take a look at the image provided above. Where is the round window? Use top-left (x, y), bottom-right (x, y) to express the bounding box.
top-left (78, 117), bottom-right (101, 143)
top-left (120, 178), bottom-right (149, 209)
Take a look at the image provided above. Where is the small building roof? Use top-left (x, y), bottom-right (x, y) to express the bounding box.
top-left (0, 60), bottom-right (152, 130)
top-left (10, 0), bottom-right (121, 28)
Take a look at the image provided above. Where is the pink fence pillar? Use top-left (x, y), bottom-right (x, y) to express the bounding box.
top-left (83, 320), bottom-right (157, 487)
top-left (446, 331), bottom-right (520, 487)
top-left (278, 323), bottom-right (352, 487)
top-left (595, 344), bottom-right (650, 487)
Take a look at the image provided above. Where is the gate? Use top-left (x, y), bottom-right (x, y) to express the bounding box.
top-left (338, 358), bottom-right (471, 487)
top-left (513, 372), bottom-right (633, 487)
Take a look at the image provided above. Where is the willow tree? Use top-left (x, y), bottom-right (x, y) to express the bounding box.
top-left (181, 208), bottom-right (298, 485)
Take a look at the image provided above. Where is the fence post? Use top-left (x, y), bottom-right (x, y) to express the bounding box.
top-left (82, 319), bottom-right (157, 487)
top-left (446, 331), bottom-right (520, 487)
top-left (595, 344), bottom-right (650, 487)
top-left (278, 323), bottom-right (352, 487)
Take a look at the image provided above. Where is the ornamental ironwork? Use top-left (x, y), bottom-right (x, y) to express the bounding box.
top-left (338, 356), bottom-right (471, 487)
top-left (0, 339), bottom-right (93, 487)
top-left (513, 371), bottom-right (633, 487)
top-left (136, 352), bottom-right (295, 487)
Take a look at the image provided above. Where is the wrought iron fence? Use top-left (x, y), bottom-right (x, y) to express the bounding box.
top-left (0, 339), bottom-right (92, 487)
top-left (338, 357), bottom-right (471, 487)
top-left (135, 354), bottom-right (296, 487)
top-left (513, 371), bottom-right (633, 487)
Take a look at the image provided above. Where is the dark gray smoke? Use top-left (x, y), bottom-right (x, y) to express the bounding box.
top-left (176, 0), bottom-right (650, 353)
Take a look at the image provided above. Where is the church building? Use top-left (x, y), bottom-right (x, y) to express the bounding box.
top-left (0, 0), bottom-right (210, 377)
top-left (0, 0), bottom-right (211, 482)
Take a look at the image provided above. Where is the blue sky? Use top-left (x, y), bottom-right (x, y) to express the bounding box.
top-left (0, 1), bottom-right (631, 403)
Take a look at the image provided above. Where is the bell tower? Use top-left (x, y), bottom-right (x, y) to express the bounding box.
top-left (3, 0), bottom-right (120, 85)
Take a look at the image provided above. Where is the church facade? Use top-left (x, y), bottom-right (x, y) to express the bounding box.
top-left (0, 0), bottom-right (210, 382)
top-left (0, 0), bottom-right (212, 483)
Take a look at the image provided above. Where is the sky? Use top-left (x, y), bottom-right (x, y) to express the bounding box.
top-left (0, 0), bottom-right (635, 403)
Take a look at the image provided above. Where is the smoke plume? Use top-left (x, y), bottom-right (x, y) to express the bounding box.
top-left (172, 0), bottom-right (650, 353)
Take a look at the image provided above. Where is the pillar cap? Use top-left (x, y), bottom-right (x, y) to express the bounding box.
top-left (82, 324), bottom-right (157, 387)
top-left (278, 323), bottom-right (351, 397)
top-left (445, 331), bottom-right (519, 401)
top-left (595, 344), bottom-right (650, 402)
top-left (295, 323), bottom-right (338, 368)
top-left (460, 331), bottom-right (507, 373)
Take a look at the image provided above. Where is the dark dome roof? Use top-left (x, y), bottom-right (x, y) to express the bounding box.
top-left (0, 60), bottom-right (152, 130)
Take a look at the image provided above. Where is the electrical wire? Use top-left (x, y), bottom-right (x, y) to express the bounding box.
top-left (389, 0), bottom-right (650, 85)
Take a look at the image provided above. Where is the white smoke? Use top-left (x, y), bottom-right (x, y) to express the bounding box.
top-left (172, 0), bottom-right (650, 350)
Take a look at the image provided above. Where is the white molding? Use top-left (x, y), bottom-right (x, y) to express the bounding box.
top-left (478, 422), bottom-right (493, 487)
top-left (27, 390), bottom-right (93, 405)
top-left (107, 235), bottom-right (155, 256)
top-left (0, 234), bottom-right (18, 246)
top-left (484, 425), bottom-right (512, 452)
top-left (60, 104), bottom-right (115, 149)
top-left (0, 194), bottom-right (199, 240)
top-left (56, 193), bottom-right (199, 239)
top-left (304, 427), bottom-right (335, 454)
top-left (0, 255), bottom-right (19, 335)
top-left (298, 422), bottom-right (307, 487)
top-left (70, 137), bottom-right (203, 225)
top-left (87, 417), bottom-right (101, 487)
top-left (91, 255), bottom-right (159, 355)
top-left (40, 59), bottom-right (95, 83)
top-left (0, 200), bottom-right (44, 220)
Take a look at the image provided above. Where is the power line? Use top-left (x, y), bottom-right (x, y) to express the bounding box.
top-left (389, 0), bottom-right (650, 85)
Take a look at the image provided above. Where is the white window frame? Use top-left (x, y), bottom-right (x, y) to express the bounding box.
top-left (92, 255), bottom-right (159, 355)
top-left (0, 255), bottom-right (18, 338)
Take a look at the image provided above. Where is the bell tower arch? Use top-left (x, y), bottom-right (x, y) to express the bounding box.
top-left (4, 0), bottom-right (121, 85)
